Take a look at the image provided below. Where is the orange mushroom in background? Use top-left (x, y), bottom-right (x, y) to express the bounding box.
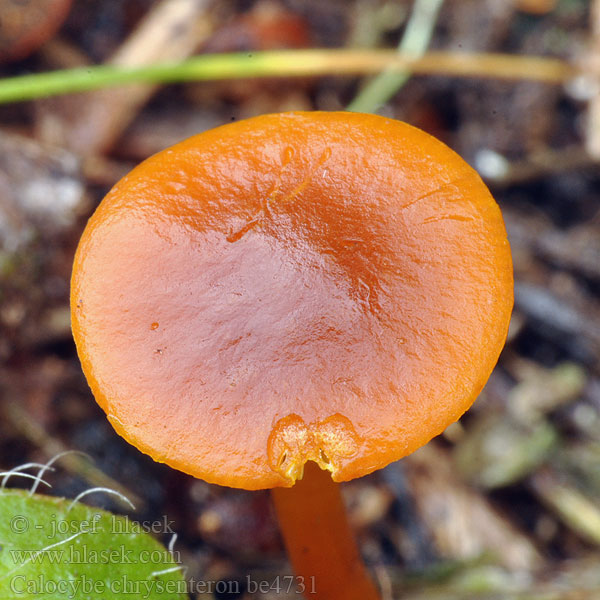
top-left (0, 0), bottom-right (73, 63)
top-left (71, 111), bottom-right (513, 599)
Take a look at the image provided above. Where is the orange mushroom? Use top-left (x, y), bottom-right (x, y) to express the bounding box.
top-left (0, 0), bottom-right (73, 63)
top-left (71, 111), bottom-right (513, 599)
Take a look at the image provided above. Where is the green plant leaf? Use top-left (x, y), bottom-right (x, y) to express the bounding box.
top-left (0, 489), bottom-right (188, 599)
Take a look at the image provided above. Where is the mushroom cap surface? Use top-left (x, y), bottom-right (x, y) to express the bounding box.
top-left (71, 111), bottom-right (513, 490)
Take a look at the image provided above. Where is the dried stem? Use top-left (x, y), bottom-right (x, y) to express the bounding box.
top-left (586, 0), bottom-right (600, 157)
top-left (0, 49), bottom-right (579, 105)
top-left (63, 0), bottom-right (214, 156)
top-left (347, 0), bottom-right (445, 112)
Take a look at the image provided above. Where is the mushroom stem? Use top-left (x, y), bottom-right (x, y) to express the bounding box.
top-left (271, 462), bottom-right (380, 600)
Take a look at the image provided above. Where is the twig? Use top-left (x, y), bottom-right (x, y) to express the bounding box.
top-left (1, 400), bottom-right (144, 508)
top-left (530, 468), bottom-right (600, 547)
top-left (347, 0), bottom-right (445, 113)
top-left (586, 0), bottom-right (600, 157)
top-left (63, 0), bottom-right (215, 156)
top-left (0, 49), bottom-right (579, 105)
top-left (404, 443), bottom-right (542, 570)
top-left (483, 145), bottom-right (597, 187)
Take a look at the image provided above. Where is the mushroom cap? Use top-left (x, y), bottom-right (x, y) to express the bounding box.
top-left (71, 112), bottom-right (513, 490)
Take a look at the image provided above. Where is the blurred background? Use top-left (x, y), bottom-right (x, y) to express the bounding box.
top-left (1, 0), bottom-right (599, 598)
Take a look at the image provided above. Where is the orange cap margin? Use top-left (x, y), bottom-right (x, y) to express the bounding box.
top-left (71, 112), bottom-right (513, 490)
